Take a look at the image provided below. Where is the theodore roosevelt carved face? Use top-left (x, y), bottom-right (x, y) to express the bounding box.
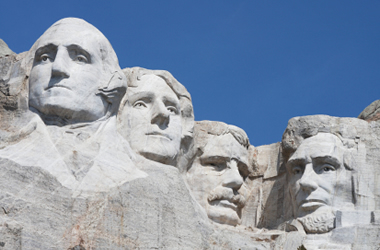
top-left (186, 121), bottom-right (249, 226)
top-left (28, 18), bottom-right (123, 124)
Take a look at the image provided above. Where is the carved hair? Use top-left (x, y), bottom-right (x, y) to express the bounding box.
top-left (187, 120), bottom-right (250, 174)
top-left (193, 120), bottom-right (250, 151)
top-left (281, 115), bottom-right (361, 171)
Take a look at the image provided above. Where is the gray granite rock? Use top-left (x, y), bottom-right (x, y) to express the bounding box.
top-left (0, 39), bottom-right (15, 58)
top-left (1, 17), bottom-right (380, 249)
top-left (358, 99), bottom-right (380, 122)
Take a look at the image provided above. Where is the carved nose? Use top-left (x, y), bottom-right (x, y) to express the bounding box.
top-left (151, 102), bottom-right (169, 128)
top-left (222, 160), bottom-right (243, 190)
top-left (299, 164), bottom-right (318, 192)
top-left (51, 46), bottom-right (70, 78)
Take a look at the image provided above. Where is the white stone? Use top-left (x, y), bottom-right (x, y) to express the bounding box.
top-left (186, 120), bottom-right (250, 226)
top-left (117, 67), bottom-right (194, 168)
top-left (1, 17), bottom-right (380, 249)
top-left (335, 210), bottom-right (372, 228)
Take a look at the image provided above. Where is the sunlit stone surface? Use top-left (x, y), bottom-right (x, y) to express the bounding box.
top-left (1, 18), bottom-right (379, 249)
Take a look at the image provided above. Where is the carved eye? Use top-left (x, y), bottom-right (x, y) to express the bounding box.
top-left (322, 165), bottom-right (335, 172)
top-left (40, 54), bottom-right (50, 62)
top-left (292, 166), bottom-right (302, 175)
top-left (167, 106), bottom-right (178, 114)
top-left (212, 164), bottom-right (222, 171)
top-left (202, 158), bottom-right (227, 172)
top-left (75, 55), bottom-right (88, 63)
top-left (209, 162), bottom-right (227, 172)
top-left (133, 101), bottom-right (147, 109)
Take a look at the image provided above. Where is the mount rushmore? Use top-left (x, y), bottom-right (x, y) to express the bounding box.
top-left (0, 18), bottom-right (380, 249)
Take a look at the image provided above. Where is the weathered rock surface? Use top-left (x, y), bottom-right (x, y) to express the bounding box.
top-left (0, 39), bottom-right (15, 57)
top-left (359, 99), bottom-right (380, 122)
top-left (1, 19), bottom-right (380, 249)
top-left (251, 115), bottom-right (380, 248)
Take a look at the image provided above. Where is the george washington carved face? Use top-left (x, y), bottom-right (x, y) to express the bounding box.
top-left (29, 18), bottom-right (121, 124)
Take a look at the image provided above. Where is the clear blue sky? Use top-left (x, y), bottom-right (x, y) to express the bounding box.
top-left (1, 1), bottom-right (379, 146)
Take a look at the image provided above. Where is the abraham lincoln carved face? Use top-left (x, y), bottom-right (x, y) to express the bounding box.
top-left (286, 133), bottom-right (354, 233)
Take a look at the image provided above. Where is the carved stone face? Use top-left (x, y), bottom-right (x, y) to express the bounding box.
top-left (29, 22), bottom-right (108, 123)
top-left (121, 74), bottom-right (182, 165)
top-left (187, 133), bottom-right (248, 226)
top-left (287, 133), bottom-right (347, 218)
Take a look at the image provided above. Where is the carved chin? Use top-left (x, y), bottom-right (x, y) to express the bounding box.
top-left (207, 206), bottom-right (241, 226)
top-left (297, 208), bottom-right (336, 234)
top-left (135, 136), bottom-right (180, 165)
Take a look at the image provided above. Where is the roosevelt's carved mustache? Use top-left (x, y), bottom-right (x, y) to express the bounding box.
top-left (207, 188), bottom-right (246, 208)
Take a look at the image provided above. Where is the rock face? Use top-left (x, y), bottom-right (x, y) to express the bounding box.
top-left (0, 39), bottom-right (15, 57)
top-left (0, 17), bottom-right (379, 249)
top-left (359, 99), bottom-right (380, 122)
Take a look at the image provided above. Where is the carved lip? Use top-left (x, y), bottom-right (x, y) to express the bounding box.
top-left (300, 199), bottom-right (326, 210)
top-left (210, 199), bottom-right (238, 211)
top-left (145, 131), bottom-right (172, 140)
top-left (45, 84), bottom-right (71, 91)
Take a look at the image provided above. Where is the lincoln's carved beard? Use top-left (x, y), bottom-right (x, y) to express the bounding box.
top-left (297, 207), bottom-right (336, 234)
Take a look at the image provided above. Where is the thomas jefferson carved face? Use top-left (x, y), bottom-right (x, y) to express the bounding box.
top-left (187, 133), bottom-right (248, 226)
top-left (120, 74), bottom-right (182, 165)
top-left (29, 19), bottom-right (111, 123)
top-left (287, 133), bottom-right (348, 218)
